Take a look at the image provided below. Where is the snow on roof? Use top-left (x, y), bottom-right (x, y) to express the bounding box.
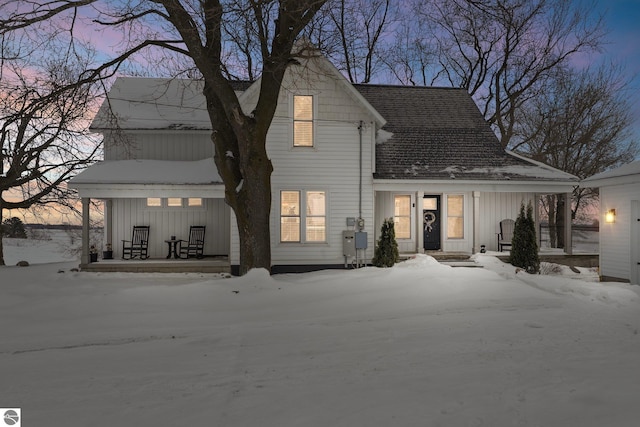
top-left (69, 158), bottom-right (222, 185)
top-left (582, 160), bottom-right (640, 183)
top-left (91, 78), bottom-right (249, 130)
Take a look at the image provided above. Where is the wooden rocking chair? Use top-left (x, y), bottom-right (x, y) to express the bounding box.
top-left (497, 219), bottom-right (515, 252)
top-left (122, 226), bottom-right (150, 259)
top-left (179, 226), bottom-right (206, 259)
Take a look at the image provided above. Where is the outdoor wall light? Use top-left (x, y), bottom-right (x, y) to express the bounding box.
top-left (605, 209), bottom-right (616, 223)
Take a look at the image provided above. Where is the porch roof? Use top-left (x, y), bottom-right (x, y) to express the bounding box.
top-left (69, 158), bottom-right (225, 198)
top-left (354, 84), bottom-right (578, 184)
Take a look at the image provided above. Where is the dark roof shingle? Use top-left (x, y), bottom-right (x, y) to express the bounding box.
top-left (354, 84), bottom-right (575, 182)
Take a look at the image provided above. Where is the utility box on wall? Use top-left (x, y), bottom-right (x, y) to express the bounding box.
top-left (355, 231), bottom-right (368, 249)
top-left (343, 230), bottom-right (356, 256)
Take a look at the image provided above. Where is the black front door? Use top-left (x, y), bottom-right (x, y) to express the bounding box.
top-left (423, 195), bottom-right (441, 250)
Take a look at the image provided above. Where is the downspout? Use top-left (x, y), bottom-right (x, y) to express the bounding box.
top-left (358, 121), bottom-right (363, 221)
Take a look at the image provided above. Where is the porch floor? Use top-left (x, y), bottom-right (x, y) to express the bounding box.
top-left (80, 256), bottom-right (230, 274)
top-left (401, 250), bottom-right (599, 269)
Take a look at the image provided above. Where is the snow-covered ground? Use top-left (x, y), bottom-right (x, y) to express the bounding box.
top-left (1, 235), bottom-right (639, 426)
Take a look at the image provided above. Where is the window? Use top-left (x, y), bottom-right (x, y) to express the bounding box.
top-left (147, 198), bottom-right (161, 207)
top-left (447, 195), bottom-right (464, 239)
top-left (293, 95), bottom-right (313, 147)
top-left (145, 198), bottom-right (204, 208)
top-left (306, 191), bottom-right (326, 242)
top-left (167, 197), bottom-right (182, 207)
top-left (280, 190), bottom-right (326, 242)
top-left (394, 195), bottom-right (411, 239)
top-left (281, 191), bottom-right (301, 242)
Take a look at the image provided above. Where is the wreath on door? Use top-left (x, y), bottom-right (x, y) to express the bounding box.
top-left (424, 211), bottom-right (436, 233)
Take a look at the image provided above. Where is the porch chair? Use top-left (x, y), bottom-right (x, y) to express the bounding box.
top-left (179, 226), bottom-right (206, 259)
top-left (497, 219), bottom-right (515, 252)
top-left (122, 225), bottom-right (150, 259)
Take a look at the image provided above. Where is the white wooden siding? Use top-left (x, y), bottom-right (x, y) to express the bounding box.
top-left (105, 131), bottom-right (212, 161)
top-left (110, 198), bottom-right (229, 258)
top-left (599, 184), bottom-right (640, 281)
top-left (230, 62), bottom-right (379, 266)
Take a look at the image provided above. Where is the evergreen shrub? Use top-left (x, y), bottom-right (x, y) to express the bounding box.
top-left (509, 201), bottom-right (540, 274)
top-left (372, 218), bottom-right (399, 267)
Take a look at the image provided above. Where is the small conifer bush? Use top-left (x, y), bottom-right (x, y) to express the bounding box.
top-left (372, 218), bottom-right (399, 267)
top-left (509, 201), bottom-right (540, 274)
top-left (1, 217), bottom-right (27, 239)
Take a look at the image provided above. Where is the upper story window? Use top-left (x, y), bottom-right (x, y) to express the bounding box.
top-left (293, 95), bottom-right (314, 147)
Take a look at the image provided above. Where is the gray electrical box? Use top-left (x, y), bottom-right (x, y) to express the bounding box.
top-left (343, 230), bottom-right (356, 256)
top-left (355, 231), bottom-right (368, 249)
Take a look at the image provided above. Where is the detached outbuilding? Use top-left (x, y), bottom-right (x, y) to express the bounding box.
top-left (582, 161), bottom-right (640, 285)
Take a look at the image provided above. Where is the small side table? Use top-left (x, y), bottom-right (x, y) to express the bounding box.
top-left (165, 239), bottom-right (182, 259)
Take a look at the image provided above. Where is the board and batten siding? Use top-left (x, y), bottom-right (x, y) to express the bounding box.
top-left (374, 191), bottom-right (534, 254)
top-left (110, 198), bottom-right (230, 258)
top-left (479, 192), bottom-right (535, 252)
top-left (374, 192), bottom-right (416, 253)
top-left (105, 131), bottom-right (212, 161)
top-left (599, 184), bottom-right (640, 282)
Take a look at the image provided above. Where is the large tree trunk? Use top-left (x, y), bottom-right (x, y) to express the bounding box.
top-left (207, 80), bottom-right (275, 275)
top-left (230, 147), bottom-right (273, 276)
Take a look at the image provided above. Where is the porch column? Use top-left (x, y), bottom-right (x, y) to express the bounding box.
top-left (81, 197), bottom-right (90, 265)
top-left (105, 199), bottom-right (113, 247)
top-left (472, 191), bottom-right (480, 253)
top-left (416, 191), bottom-right (424, 253)
top-left (564, 192), bottom-right (573, 255)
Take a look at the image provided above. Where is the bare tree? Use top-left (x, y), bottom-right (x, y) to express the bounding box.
top-left (0, 57), bottom-right (102, 265)
top-left (301, 0), bottom-right (396, 83)
top-left (514, 65), bottom-right (638, 247)
top-left (2, 0), bottom-right (328, 274)
top-left (413, 0), bottom-right (605, 148)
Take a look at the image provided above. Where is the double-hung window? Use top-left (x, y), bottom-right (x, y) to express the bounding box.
top-left (394, 195), bottom-right (411, 239)
top-left (280, 190), bottom-right (326, 242)
top-left (293, 95), bottom-right (314, 147)
top-left (447, 195), bottom-right (464, 239)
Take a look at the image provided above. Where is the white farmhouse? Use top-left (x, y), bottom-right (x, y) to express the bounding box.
top-left (70, 48), bottom-right (578, 273)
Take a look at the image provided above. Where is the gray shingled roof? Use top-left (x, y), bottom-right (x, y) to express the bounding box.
top-left (354, 84), bottom-right (577, 182)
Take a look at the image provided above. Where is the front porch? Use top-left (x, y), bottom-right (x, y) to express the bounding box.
top-left (80, 256), bottom-right (230, 273)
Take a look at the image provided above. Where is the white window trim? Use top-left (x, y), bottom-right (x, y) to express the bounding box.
top-left (445, 193), bottom-right (466, 241)
top-left (291, 94), bottom-right (317, 149)
top-left (393, 193), bottom-right (413, 240)
top-left (143, 198), bottom-right (206, 211)
top-left (279, 189), bottom-right (328, 244)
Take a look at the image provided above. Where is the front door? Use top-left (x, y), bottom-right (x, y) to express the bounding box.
top-left (423, 195), bottom-right (441, 250)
